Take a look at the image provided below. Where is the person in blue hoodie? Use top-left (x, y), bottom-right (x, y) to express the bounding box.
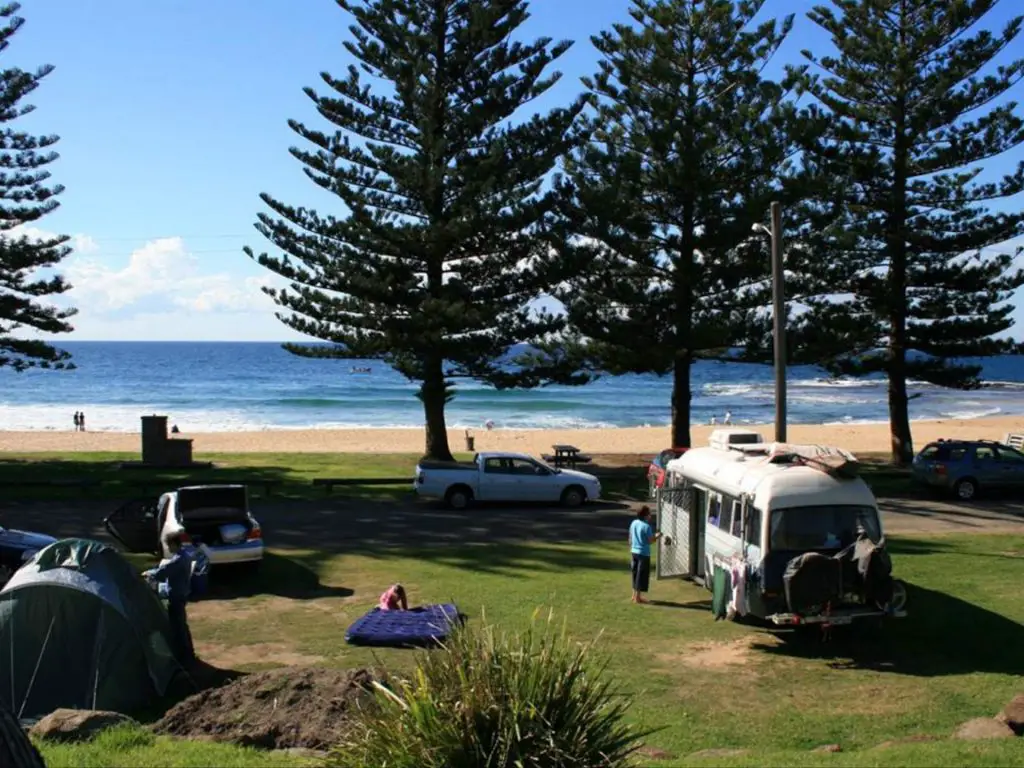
top-left (144, 530), bottom-right (196, 665)
top-left (629, 506), bottom-right (664, 604)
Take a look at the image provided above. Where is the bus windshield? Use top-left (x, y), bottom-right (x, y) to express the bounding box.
top-left (768, 505), bottom-right (881, 551)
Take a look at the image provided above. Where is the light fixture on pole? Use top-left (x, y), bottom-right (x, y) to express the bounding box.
top-left (752, 202), bottom-right (787, 443)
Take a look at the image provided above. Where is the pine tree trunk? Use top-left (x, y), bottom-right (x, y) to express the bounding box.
top-left (670, 354), bottom-right (693, 448)
top-left (420, 357), bottom-right (454, 462)
top-left (888, 65), bottom-right (913, 468)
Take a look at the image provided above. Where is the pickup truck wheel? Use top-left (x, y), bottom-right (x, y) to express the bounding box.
top-left (561, 486), bottom-right (586, 508)
top-left (445, 486), bottom-right (473, 510)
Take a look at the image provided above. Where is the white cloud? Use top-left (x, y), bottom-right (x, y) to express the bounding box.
top-left (9, 225), bottom-right (99, 254)
top-left (63, 236), bottom-right (280, 314)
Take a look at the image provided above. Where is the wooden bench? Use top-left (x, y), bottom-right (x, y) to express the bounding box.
top-left (312, 477), bottom-right (414, 495)
top-left (542, 453), bottom-right (593, 467)
top-left (1005, 433), bottom-right (1024, 451)
top-left (0, 478), bottom-right (102, 491)
top-left (117, 477), bottom-right (284, 497)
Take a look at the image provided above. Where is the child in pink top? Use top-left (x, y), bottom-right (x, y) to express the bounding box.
top-left (379, 583), bottom-right (408, 611)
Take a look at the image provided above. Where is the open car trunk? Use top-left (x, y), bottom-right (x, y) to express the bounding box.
top-left (177, 486), bottom-right (249, 522)
top-left (177, 486), bottom-right (252, 547)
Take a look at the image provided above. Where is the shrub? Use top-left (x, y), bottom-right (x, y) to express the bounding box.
top-left (329, 610), bottom-right (647, 768)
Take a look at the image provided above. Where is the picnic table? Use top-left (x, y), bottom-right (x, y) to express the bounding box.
top-left (542, 444), bottom-right (592, 469)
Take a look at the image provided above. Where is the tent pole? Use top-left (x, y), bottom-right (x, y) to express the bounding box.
top-left (18, 617), bottom-right (54, 720)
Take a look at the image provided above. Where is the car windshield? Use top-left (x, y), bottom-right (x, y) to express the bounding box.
top-left (768, 505), bottom-right (881, 551)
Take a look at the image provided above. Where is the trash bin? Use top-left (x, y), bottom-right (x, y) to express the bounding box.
top-left (465, 435), bottom-right (475, 451)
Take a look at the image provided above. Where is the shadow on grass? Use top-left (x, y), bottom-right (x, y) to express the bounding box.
top-left (647, 599), bottom-right (713, 611)
top-left (258, 497), bottom-right (638, 574)
top-left (0, 457), bottom-right (302, 502)
top-left (200, 553), bottom-right (354, 601)
top-left (750, 582), bottom-right (1024, 677)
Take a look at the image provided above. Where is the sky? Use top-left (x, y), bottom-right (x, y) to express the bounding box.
top-left (7, 0), bottom-right (1024, 342)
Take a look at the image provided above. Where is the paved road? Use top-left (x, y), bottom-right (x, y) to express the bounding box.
top-left (3, 493), bottom-right (1022, 551)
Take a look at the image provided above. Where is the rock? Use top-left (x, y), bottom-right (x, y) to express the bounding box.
top-left (813, 743), bottom-right (842, 753)
top-left (997, 693), bottom-right (1024, 736)
top-left (689, 748), bottom-right (751, 759)
top-left (952, 717), bottom-right (1015, 741)
top-left (28, 708), bottom-right (137, 743)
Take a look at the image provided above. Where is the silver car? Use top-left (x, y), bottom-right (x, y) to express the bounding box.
top-left (105, 484), bottom-right (264, 567)
top-left (911, 440), bottom-right (1024, 500)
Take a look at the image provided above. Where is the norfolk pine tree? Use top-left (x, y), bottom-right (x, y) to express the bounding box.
top-left (246, 0), bottom-right (585, 461)
top-left (796, 0), bottom-right (1024, 465)
top-left (0, 3), bottom-right (75, 371)
top-left (541, 0), bottom-right (813, 448)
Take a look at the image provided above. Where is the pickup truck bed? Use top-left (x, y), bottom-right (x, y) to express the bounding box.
top-left (417, 460), bottom-right (476, 471)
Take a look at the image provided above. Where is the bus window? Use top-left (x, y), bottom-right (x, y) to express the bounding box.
top-left (768, 505), bottom-right (881, 551)
top-left (708, 494), bottom-right (722, 527)
top-left (714, 494), bottom-right (732, 533)
top-left (744, 507), bottom-right (762, 549)
top-left (730, 500), bottom-right (742, 537)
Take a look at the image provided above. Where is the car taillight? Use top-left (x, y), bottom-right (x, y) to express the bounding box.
top-left (246, 526), bottom-right (262, 541)
top-left (934, 464), bottom-right (947, 475)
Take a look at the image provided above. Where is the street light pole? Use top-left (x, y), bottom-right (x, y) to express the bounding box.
top-left (770, 201), bottom-right (787, 443)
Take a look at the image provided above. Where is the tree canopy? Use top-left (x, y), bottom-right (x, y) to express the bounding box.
top-left (794, 0), bottom-right (1024, 464)
top-left (0, 3), bottom-right (75, 372)
top-left (532, 0), bottom-right (811, 447)
top-left (246, 0), bottom-right (586, 460)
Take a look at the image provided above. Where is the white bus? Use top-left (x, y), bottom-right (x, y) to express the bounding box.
top-left (655, 430), bottom-right (907, 627)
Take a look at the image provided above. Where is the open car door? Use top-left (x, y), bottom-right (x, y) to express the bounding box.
top-left (104, 498), bottom-right (160, 554)
top-left (656, 484), bottom-right (695, 579)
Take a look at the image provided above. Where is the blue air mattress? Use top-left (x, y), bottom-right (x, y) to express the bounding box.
top-left (345, 603), bottom-right (462, 647)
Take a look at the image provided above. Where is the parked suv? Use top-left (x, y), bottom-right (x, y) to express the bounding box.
top-left (911, 439), bottom-right (1024, 500)
top-left (105, 484), bottom-right (264, 568)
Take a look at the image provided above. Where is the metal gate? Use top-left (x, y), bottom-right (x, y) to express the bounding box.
top-left (656, 484), bottom-right (695, 579)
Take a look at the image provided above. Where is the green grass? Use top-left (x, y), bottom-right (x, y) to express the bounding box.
top-left (12, 450), bottom-right (1002, 766)
top-left (0, 450), bottom-right (653, 502)
top-left (37, 533), bottom-right (1023, 767)
top-left (0, 451), bottom-right (431, 502)
top-left (36, 723), bottom-right (312, 767)
top-left (0, 449), bottom-right (912, 504)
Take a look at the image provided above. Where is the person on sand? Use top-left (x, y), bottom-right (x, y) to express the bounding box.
top-left (379, 583), bottom-right (409, 611)
top-left (629, 506), bottom-right (663, 604)
top-left (73, 412), bottom-right (80, 431)
top-left (79, 411), bottom-right (86, 431)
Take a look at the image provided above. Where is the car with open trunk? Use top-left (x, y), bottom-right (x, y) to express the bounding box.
top-left (104, 484), bottom-right (264, 568)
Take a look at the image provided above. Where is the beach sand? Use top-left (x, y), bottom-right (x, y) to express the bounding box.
top-left (1, 416), bottom-right (1023, 457)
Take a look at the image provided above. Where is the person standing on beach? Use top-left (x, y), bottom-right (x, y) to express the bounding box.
top-left (79, 412), bottom-right (86, 431)
top-left (73, 412), bottom-right (80, 431)
top-left (629, 506), bottom-right (662, 604)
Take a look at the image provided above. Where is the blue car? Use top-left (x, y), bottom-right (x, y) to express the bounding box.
top-left (0, 525), bottom-right (57, 586)
top-left (911, 439), bottom-right (1024, 500)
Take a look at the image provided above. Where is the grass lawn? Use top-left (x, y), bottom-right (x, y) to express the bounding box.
top-left (7, 450), bottom-right (1009, 766)
top-left (33, 532), bottom-right (1024, 767)
top-left (0, 449), bottom-right (915, 503)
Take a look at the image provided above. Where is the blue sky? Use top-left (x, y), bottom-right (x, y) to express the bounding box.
top-left (9, 0), bottom-right (1024, 341)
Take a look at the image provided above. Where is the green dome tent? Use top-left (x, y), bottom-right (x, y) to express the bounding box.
top-left (0, 539), bottom-right (179, 719)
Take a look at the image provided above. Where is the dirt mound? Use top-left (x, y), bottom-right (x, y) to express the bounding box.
top-left (153, 667), bottom-right (378, 750)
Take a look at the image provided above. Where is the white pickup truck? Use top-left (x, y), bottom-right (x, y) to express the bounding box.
top-left (414, 452), bottom-right (602, 509)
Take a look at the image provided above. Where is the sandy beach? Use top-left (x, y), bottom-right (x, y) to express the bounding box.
top-left (1, 416), bottom-right (1022, 457)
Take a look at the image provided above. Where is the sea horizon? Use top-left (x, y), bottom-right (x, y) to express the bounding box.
top-left (2, 341), bottom-right (1023, 433)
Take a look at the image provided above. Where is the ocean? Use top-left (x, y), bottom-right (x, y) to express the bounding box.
top-left (1, 342), bottom-right (1023, 433)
